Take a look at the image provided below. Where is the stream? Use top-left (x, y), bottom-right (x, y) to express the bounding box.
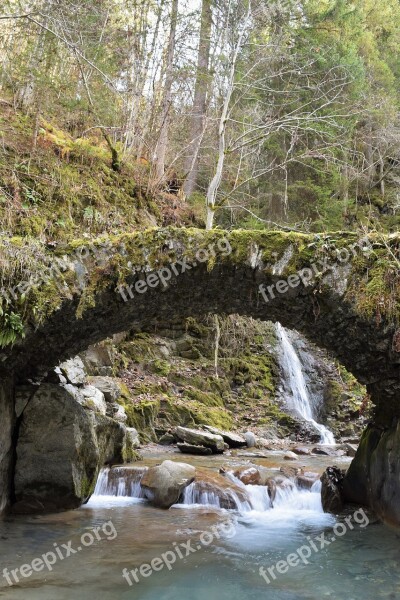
top-left (1, 450), bottom-right (400, 600)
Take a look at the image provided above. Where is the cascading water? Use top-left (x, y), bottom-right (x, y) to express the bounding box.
top-left (90, 465), bottom-right (327, 524)
top-left (91, 467), bottom-right (147, 498)
top-left (275, 323), bottom-right (335, 445)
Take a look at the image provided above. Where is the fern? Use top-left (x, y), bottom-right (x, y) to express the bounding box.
top-left (0, 311), bottom-right (25, 348)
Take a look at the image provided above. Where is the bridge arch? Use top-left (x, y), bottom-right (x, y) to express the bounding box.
top-left (1, 228), bottom-right (400, 521)
top-left (2, 228), bottom-right (398, 418)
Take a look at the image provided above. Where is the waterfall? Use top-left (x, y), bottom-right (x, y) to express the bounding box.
top-left (92, 467), bottom-right (147, 498)
top-left (90, 466), bottom-right (329, 524)
top-left (276, 323), bottom-right (335, 445)
top-left (180, 474), bottom-right (325, 516)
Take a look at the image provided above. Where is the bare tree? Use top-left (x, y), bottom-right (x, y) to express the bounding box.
top-left (183, 0), bottom-right (213, 197)
top-left (153, 0), bottom-right (178, 183)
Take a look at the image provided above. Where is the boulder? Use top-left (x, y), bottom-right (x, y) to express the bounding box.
top-left (140, 460), bottom-right (196, 508)
top-left (12, 383), bottom-right (134, 514)
top-left (158, 433), bottom-right (176, 445)
top-left (244, 431), bottom-right (256, 448)
top-left (232, 466), bottom-right (260, 485)
top-left (59, 357), bottom-right (86, 386)
top-left (345, 443), bottom-right (358, 457)
top-left (113, 403), bottom-right (128, 424)
top-left (80, 386), bottom-right (107, 415)
top-left (231, 465), bottom-right (272, 486)
top-left (284, 451), bottom-right (299, 461)
top-left (203, 426), bottom-right (247, 448)
top-left (296, 472), bottom-right (320, 490)
top-left (280, 466), bottom-right (303, 478)
top-left (80, 343), bottom-right (114, 375)
top-left (321, 466), bottom-right (345, 514)
top-left (342, 423), bottom-right (400, 524)
top-left (174, 426), bottom-right (224, 453)
top-left (190, 468), bottom-right (252, 509)
top-left (177, 443), bottom-right (212, 456)
top-left (292, 446), bottom-right (311, 456)
top-left (126, 427), bottom-right (140, 449)
top-left (88, 376), bottom-right (121, 403)
top-left (267, 475), bottom-right (295, 504)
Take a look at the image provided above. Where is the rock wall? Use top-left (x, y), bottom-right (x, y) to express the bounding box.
top-left (0, 376), bottom-right (14, 515)
top-left (343, 422), bottom-right (400, 525)
top-left (13, 383), bottom-right (137, 513)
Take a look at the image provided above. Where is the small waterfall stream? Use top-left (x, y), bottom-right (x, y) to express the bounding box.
top-left (93, 467), bottom-right (147, 498)
top-left (91, 467), bottom-right (326, 521)
top-left (276, 323), bottom-right (335, 445)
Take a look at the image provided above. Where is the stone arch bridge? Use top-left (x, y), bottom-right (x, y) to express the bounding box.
top-left (0, 228), bottom-right (399, 522)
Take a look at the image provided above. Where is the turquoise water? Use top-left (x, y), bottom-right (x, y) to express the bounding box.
top-left (1, 453), bottom-right (399, 600)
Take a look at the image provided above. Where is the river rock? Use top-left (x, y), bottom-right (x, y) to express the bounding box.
top-left (140, 460), bottom-right (196, 508)
top-left (177, 443), bottom-right (212, 456)
top-left (232, 466), bottom-right (261, 485)
top-left (174, 426), bottom-right (224, 453)
top-left (292, 446), bottom-right (311, 455)
top-left (88, 376), bottom-right (121, 402)
top-left (191, 468), bottom-right (251, 509)
top-left (12, 383), bottom-right (133, 513)
top-left (231, 465), bottom-right (271, 486)
top-left (267, 475), bottom-right (295, 504)
top-left (59, 356), bottom-right (86, 385)
top-left (321, 466), bottom-right (345, 513)
top-left (244, 431), bottom-right (256, 448)
top-left (284, 451), bottom-right (299, 461)
top-left (280, 466), bottom-right (303, 478)
top-left (312, 446), bottom-right (337, 456)
top-left (203, 426), bottom-right (247, 448)
top-left (345, 443), bottom-right (358, 457)
top-left (296, 472), bottom-right (319, 490)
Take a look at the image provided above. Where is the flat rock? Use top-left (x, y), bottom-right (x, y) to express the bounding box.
top-left (284, 451), bottom-right (299, 461)
top-left (174, 426), bottom-right (224, 453)
top-left (177, 443), bottom-right (212, 456)
top-left (203, 426), bottom-right (246, 448)
top-left (292, 446), bottom-right (311, 456)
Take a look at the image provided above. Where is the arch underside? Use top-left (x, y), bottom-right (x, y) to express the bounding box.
top-left (4, 261), bottom-right (399, 420)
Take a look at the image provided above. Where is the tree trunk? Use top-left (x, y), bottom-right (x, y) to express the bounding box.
top-left (205, 1), bottom-right (251, 230)
top-left (153, 0), bottom-right (178, 183)
top-left (183, 0), bottom-right (212, 197)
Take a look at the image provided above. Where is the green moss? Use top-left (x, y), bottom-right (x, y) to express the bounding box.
top-left (151, 359), bottom-right (171, 377)
top-left (122, 398), bottom-right (161, 441)
top-left (183, 387), bottom-right (224, 408)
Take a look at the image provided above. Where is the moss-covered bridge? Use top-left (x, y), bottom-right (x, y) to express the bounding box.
top-left (0, 227), bottom-right (400, 521)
